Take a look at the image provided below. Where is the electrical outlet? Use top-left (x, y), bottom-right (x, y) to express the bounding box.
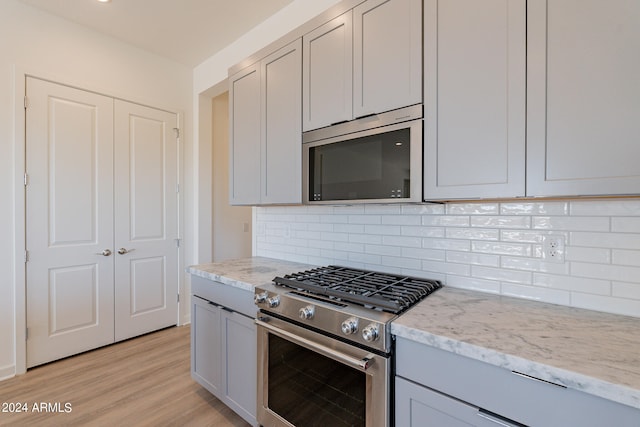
top-left (542, 235), bottom-right (565, 262)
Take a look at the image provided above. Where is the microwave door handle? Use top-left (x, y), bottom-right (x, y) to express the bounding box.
top-left (255, 318), bottom-right (374, 371)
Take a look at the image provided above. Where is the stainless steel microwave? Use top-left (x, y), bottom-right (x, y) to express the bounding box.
top-left (303, 104), bottom-right (423, 204)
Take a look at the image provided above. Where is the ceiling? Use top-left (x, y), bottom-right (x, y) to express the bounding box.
top-left (16, 0), bottom-right (295, 67)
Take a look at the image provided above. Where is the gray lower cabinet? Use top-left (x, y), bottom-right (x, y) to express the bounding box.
top-left (395, 337), bottom-right (640, 427)
top-left (191, 277), bottom-right (257, 426)
top-left (396, 377), bottom-right (521, 427)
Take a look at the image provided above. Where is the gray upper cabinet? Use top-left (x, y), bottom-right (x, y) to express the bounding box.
top-left (302, 11), bottom-right (353, 132)
top-left (303, 0), bottom-right (422, 132)
top-left (353, 0), bottom-right (422, 118)
top-left (261, 40), bottom-right (303, 204)
top-left (229, 39), bottom-right (302, 205)
top-left (423, 0), bottom-right (526, 200)
top-left (527, 0), bottom-right (640, 197)
top-left (229, 63), bottom-right (261, 205)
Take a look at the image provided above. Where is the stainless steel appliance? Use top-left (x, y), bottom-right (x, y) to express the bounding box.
top-left (303, 104), bottom-right (423, 204)
top-left (255, 265), bottom-right (442, 427)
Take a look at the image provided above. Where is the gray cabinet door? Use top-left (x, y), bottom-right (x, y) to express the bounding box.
top-left (423, 0), bottom-right (526, 200)
top-left (229, 62), bottom-right (261, 205)
top-left (527, 0), bottom-right (640, 196)
top-left (396, 377), bottom-right (520, 427)
top-left (191, 296), bottom-right (222, 395)
top-left (353, 0), bottom-right (422, 118)
top-left (221, 309), bottom-right (257, 426)
top-left (302, 10), bottom-right (353, 131)
top-left (261, 39), bottom-right (302, 204)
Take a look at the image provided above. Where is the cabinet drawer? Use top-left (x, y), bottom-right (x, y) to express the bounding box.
top-left (396, 337), bottom-right (639, 426)
top-left (191, 276), bottom-right (256, 317)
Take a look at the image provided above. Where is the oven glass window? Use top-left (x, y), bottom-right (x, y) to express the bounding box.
top-left (309, 128), bottom-right (411, 201)
top-left (268, 334), bottom-right (366, 427)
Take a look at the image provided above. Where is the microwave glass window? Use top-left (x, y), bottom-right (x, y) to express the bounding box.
top-left (268, 334), bottom-right (366, 427)
top-left (309, 128), bottom-right (411, 201)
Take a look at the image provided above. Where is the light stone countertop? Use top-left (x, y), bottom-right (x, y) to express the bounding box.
top-left (391, 287), bottom-right (640, 411)
top-left (186, 256), bottom-right (316, 292)
top-left (187, 258), bottom-right (640, 411)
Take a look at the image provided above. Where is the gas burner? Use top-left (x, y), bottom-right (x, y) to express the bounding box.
top-left (274, 265), bottom-right (442, 314)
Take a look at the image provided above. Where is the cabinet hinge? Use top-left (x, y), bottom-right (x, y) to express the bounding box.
top-left (24, 173), bottom-right (29, 186)
top-left (24, 250), bottom-right (29, 263)
top-left (24, 96), bottom-right (29, 109)
top-left (173, 127), bottom-right (180, 138)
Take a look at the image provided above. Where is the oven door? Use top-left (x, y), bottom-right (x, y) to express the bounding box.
top-left (256, 314), bottom-right (390, 427)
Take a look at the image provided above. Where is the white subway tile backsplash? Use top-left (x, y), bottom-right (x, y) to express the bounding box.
top-left (422, 239), bottom-right (468, 253)
top-left (571, 293), bottom-right (640, 317)
top-left (402, 247), bottom-right (446, 262)
top-left (565, 246), bottom-right (611, 264)
top-left (612, 249), bottom-right (640, 266)
top-left (501, 256), bottom-right (570, 275)
top-left (365, 244), bottom-right (402, 257)
top-left (446, 251), bottom-right (499, 267)
top-left (611, 217), bottom-right (640, 233)
top-left (382, 235), bottom-right (422, 248)
top-left (472, 241), bottom-right (532, 257)
top-left (447, 203), bottom-right (500, 215)
top-left (533, 273), bottom-right (611, 295)
top-left (612, 282), bottom-right (640, 300)
top-left (422, 215), bottom-right (470, 227)
top-left (446, 228), bottom-right (500, 241)
top-left (256, 198), bottom-right (640, 317)
top-left (571, 232), bottom-right (640, 249)
top-left (570, 199), bottom-right (640, 216)
top-left (382, 256), bottom-right (422, 270)
top-left (382, 215), bottom-right (422, 226)
top-left (445, 275), bottom-right (501, 294)
top-left (532, 216), bottom-right (609, 231)
top-left (572, 262), bottom-right (640, 282)
top-left (471, 216), bottom-right (531, 229)
top-left (471, 265), bottom-right (532, 284)
top-left (500, 201), bottom-right (569, 216)
top-left (501, 283), bottom-right (571, 306)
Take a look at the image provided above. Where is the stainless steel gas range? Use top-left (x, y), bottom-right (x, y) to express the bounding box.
top-left (254, 265), bottom-right (442, 427)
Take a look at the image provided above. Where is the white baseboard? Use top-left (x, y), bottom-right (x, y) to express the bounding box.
top-left (0, 364), bottom-right (16, 382)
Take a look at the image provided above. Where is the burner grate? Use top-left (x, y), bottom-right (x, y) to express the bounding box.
top-left (274, 266), bottom-right (442, 314)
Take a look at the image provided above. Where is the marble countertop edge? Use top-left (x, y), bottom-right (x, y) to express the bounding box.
top-left (391, 323), bottom-right (640, 411)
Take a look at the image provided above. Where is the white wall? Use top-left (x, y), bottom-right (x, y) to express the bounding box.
top-left (255, 200), bottom-right (640, 318)
top-left (0, 0), bottom-right (192, 379)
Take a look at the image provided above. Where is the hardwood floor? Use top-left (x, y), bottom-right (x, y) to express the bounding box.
top-left (0, 326), bottom-right (250, 427)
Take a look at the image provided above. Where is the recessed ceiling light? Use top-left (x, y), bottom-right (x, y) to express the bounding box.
top-left (97, 0), bottom-right (111, 3)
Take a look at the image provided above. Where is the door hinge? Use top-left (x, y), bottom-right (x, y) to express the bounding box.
top-left (175, 238), bottom-right (181, 248)
top-left (24, 173), bottom-right (29, 186)
top-left (25, 327), bottom-right (29, 340)
top-left (177, 294), bottom-right (180, 303)
top-left (24, 250), bottom-right (29, 263)
top-left (24, 96), bottom-right (29, 109)
top-left (176, 184), bottom-right (180, 193)
top-left (173, 127), bottom-right (180, 138)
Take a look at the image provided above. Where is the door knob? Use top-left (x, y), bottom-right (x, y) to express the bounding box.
top-left (117, 248), bottom-right (134, 255)
top-left (97, 249), bottom-right (112, 256)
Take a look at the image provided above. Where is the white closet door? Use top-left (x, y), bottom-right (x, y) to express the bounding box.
top-left (113, 100), bottom-right (179, 341)
top-left (26, 77), bottom-right (115, 368)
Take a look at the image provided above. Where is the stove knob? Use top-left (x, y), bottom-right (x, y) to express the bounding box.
top-left (362, 324), bottom-right (380, 342)
top-left (266, 296), bottom-right (280, 308)
top-left (254, 291), bottom-right (268, 305)
top-left (341, 317), bottom-right (359, 335)
top-left (298, 305), bottom-right (315, 320)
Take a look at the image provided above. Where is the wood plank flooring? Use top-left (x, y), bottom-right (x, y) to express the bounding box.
top-left (0, 326), bottom-right (250, 427)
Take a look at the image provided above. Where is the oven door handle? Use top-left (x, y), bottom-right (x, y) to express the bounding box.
top-left (256, 318), bottom-right (375, 371)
